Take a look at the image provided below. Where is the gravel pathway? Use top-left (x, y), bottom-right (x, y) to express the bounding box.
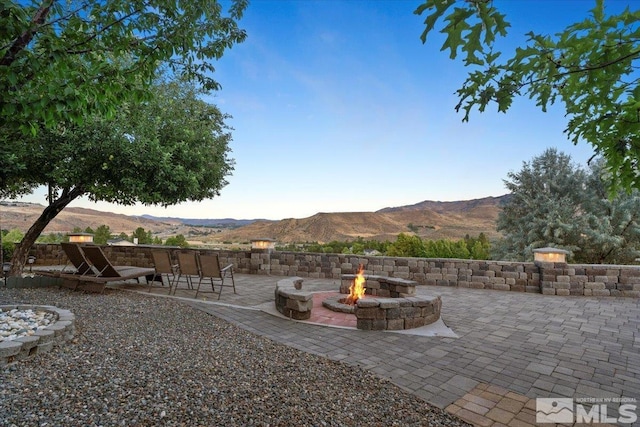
top-left (0, 288), bottom-right (470, 427)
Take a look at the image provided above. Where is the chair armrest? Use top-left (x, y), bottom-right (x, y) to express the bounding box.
top-left (221, 264), bottom-right (233, 273)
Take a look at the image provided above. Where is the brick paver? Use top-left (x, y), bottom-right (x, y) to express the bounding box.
top-left (117, 274), bottom-right (640, 426)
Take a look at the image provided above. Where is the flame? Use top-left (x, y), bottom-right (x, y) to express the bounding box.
top-left (345, 264), bottom-right (366, 305)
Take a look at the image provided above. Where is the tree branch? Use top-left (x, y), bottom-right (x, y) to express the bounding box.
top-left (67, 8), bottom-right (144, 52)
top-left (0, 0), bottom-right (55, 67)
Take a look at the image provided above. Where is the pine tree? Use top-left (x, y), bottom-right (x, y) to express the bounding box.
top-left (495, 149), bottom-right (640, 263)
top-left (495, 148), bottom-right (587, 261)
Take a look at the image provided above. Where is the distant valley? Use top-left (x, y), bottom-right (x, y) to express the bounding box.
top-left (1, 195), bottom-right (509, 244)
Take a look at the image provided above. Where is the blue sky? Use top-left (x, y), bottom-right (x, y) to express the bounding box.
top-left (21, 0), bottom-right (634, 220)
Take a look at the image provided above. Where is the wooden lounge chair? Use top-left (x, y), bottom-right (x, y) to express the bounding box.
top-left (58, 245), bottom-right (155, 293)
top-left (34, 242), bottom-right (96, 289)
top-left (60, 242), bottom-right (95, 276)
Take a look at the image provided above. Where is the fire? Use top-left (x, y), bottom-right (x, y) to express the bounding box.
top-left (345, 264), bottom-right (366, 305)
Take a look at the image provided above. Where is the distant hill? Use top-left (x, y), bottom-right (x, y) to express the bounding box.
top-left (377, 194), bottom-right (511, 214)
top-left (0, 202), bottom-right (173, 235)
top-left (1, 195), bottom-right (507, 243)
top-left (141, 215), bottom-right (256, 228)
top-left (210, 195), bottom-right (508, 243)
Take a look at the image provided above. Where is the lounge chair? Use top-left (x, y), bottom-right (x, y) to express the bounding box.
top-left (58, 245), bottom-right (155, 293)
top-left (60, 242), bottom-right (95, 276)
top-left (34, 242), bottom-right (97, 290)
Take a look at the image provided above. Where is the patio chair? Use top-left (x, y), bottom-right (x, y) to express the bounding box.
top-left (195, 253), bottom-right (236, 300)
top-left (173, 251), bottom-right (200, 295)
top-left (38, 242), bottom-right (99, 290)
top-left (64, 245), bottom-right (155, 293)
top-left (34, 242), bottom-right (93, 288)
top-left (61, 242), bottom-right (95, 276)
top-left (150, 250), bottom-right (178, 293)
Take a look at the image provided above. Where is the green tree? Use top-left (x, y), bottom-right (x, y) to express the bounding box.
top-left (465, 233), bottom-right (491, 259)
top-left (416, 0), bottom-right (640, 192)
top-left (574, 160), bottom-right (640, 263)
top-left (494, 149), bottom-right (587, 261)
top-left (351, 242), bottom-right (365, 255)
top-left (452, 240), bottom-right (471, 259)
top-left (494, 149), bottom-right (640, 263)
top-left (470, 240), bottom-right (490, 260)
top-left (36, 232), bottom-right (64, 244)
top-left (2, 229), bottom-right (24, 261)
top-left (1, 0), bottom-right (247, 134)
top-left (164, 234), bottom-right (189, 248)
top-left (387, 233), bottom-right (426, 257)
top-left (305, 242), bottom-right (324, 253)
top-left (132, 227), bottom-right (153, 245)
top-left (323, 241), bottom-right (348, 254)
top-left (4, 80), bottom-right (234, 273)
top-left (93, 225), bottom-right (112, 245)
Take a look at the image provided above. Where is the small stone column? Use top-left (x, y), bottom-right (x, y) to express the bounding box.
top-left (533, 247), bottom-right (570, 295)
top-left (250, 238), bottom-right (276, 275)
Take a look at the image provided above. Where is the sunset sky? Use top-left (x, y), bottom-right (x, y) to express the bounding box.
top-left (20, 0), bottom-right (628, 220)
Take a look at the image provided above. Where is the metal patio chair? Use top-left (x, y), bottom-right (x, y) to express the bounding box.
top-left (150, 250), bottom-right (178, 293)
top-left (173, 251), bottom-right (200, 295)
top-left (195, 253), bottom-right (236, 300)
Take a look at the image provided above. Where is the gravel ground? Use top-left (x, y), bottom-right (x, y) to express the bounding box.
top-left (0, 287), bottom-right (471, 427)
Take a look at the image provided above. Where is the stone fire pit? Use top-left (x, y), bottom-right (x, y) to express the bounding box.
top-left (274, 275), bottom-right (442, 331)
top-left (323, 274), bottom-right (442, 331)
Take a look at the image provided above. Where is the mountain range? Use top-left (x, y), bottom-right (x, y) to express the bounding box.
top-left (1, 195), bottom-right (509, 243)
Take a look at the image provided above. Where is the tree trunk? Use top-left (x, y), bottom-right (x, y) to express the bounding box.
top-left (9, 187), bottom-right (84, 275)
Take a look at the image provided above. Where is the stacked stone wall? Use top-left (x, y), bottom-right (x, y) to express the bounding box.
top-left (29, 244), bottom-right (640, 297)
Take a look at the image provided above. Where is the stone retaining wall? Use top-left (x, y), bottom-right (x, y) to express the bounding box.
top-left (29, 244), bottom-right (640, 297)
top-left (0, 305), bottom-right (75, 366)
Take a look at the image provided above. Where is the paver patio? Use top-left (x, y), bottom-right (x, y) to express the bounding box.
top-left (118, 274), bottom-right (640, 426)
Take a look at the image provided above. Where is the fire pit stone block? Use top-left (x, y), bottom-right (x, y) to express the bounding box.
top-left (275, 277), bottom-right (313, 320)
top-left (357, 318), bottom-right (387, 331)
top-left (340, 274), bottom-right (418, 297)
top-left (352, 294), bottom-right (442, 331)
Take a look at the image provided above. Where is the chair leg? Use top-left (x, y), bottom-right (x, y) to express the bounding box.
top-left (217, 278), bottom-right (223, 300)
top-left (194, 276), bottom-right (204, 299)
top-left (148, 274), bottom-right (161, 293)
top-left (217, 270), bottom-right (236, 300)
top-left (229, 270), bottom-right (236, 294)
top-left (172, 274), bottom-right (183, 295)
top-left (167, 274), bottom-right (176, 295)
